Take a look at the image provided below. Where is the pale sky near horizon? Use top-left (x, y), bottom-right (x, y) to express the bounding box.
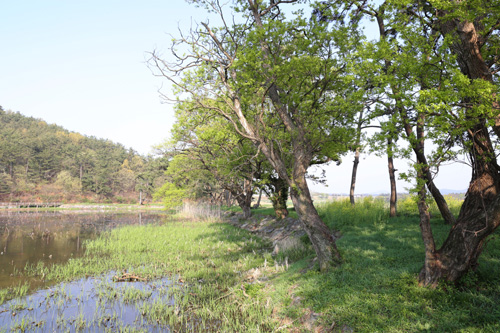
top-left (0, 1), bottom-right (471, 194)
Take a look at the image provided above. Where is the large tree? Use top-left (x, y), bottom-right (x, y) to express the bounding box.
top-left (411, 0), bottom-right (500, 286)
top-left (333, 0), bottom-right (499, 285)
top-left (150, 0), bottom-right (360, 270)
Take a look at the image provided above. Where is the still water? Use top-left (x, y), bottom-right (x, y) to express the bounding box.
top-left (0, 211), bottom-right (167, 288)
top-left (0, 211), bottom-right (181, 332)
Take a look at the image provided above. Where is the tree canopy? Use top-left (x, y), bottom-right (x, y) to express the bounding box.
top-left (150, 0), bottom-right (499, 283)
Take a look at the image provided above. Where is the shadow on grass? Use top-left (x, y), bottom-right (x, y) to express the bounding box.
top-left (267, 200), bottom-right (500, 332)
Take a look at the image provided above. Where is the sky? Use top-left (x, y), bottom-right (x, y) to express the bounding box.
top-left (0, 1), bottom-right (471, 194)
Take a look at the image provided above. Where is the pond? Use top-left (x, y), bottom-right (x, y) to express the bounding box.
top-left (0, 211), bottom-right (168, 289)
top-left (0, 211), bottom-right (185, 331)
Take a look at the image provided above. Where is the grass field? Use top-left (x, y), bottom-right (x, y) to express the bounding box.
top-left (1, 197), bottom-right (499, 331)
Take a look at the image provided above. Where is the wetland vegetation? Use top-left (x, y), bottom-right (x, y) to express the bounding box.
top-left (0, 198), bottom-right (498, 331)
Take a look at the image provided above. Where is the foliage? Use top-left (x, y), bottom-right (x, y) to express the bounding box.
top-left (0, 108), bottom-right (167, 203)
top-left (153, 182), bottom-right (188, 209)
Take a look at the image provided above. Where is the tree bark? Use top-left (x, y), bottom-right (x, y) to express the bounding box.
top-left (350, 110), bottom-right (364, 206)
top-left (387, 137), bottom-right (397, 217)
top-left (290, 174), bottom-right (341, 270)
top-left (269, 176), bottom-right (289, 219)
top-left (253, 187), bottom-right (263, 209)
top-left (349, 147), bottom-right (360, 206)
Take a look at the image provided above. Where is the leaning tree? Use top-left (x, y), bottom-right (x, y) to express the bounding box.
top-left (149, 0), bottom-right (362, 270)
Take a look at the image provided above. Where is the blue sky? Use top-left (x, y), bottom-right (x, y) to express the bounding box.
top-left (0, 1), bottom-right (471, 194)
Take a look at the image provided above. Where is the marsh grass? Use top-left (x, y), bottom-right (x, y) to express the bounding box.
top-left (0, 218), bottom-right (282, 331)
top-left (178, 201), bottom-right (223, 220)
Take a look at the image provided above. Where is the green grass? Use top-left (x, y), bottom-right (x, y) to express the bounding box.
top-left (2, 198), bottom-right (499, 332)
top-left (5, 217), bottom-right (281, 331)
top-left (260, 198), bottom-right (500, 332)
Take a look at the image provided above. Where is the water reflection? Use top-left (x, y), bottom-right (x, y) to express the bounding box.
top-left (0, 273), bottom-right (176, 332)
top-left (0, 211), bottom-right (168, 288)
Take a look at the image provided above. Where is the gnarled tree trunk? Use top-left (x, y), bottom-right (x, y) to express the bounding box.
top-left (418, 124), bottom-right (500, 286)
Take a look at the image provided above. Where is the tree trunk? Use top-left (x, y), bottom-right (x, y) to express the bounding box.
top-left (417, 9), bottom-right (500, 286)
top-left (419, 170), bottom-right (500, 286)
top-left (349, 147), bottom-right (360, 206)
top-left (417, 177), bottom-right (438, 287)
top-left (400, 111), bottom-right (456, 224)
top-left (238, 199), bottom-right (252, 219)
top-left (269, 176), bottom-right (289, 219)
top-left (230, 179), bottom-right (253, 219)
top-left (387, 137), bottom-right (397, 217)
top-left (253, 187), bottom-right (263, 209)
top-left (426, 175), bottom-right (456, 224)
top-left (418, 123), bottom-right (500, 286)
top-left (290, 174), bottom-right (341, 271)
top-left (349, 110), bottom-right (364, 206)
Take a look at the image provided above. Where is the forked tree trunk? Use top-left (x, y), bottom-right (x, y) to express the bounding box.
top-left (419, 171), bottom-right (500, 286)
top-left (290, 174), bottom-right (341, 271)
top-left (418, 124), bottom-right (500, 286)
top-left (387, 137), bottom-right (397, 217)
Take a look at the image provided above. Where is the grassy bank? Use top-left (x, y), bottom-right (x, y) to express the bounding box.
top-left (1, 215), bottom-right (283, 331)
top-left (1, 198), bottom-right (499, 331)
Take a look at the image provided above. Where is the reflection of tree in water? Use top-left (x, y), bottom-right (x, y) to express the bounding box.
top-left (0, 212), bottom-right (168, 288)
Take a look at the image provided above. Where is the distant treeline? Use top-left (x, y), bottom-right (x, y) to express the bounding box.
top-left (0, 107), bottom-right (167, 203)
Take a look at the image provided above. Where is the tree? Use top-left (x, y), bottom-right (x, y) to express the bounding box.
top-left (333, 0), bottom-right (499, 285)
top-left (409, 0), bottom-right (500, 286)
top-left (149, 0), bottom-right (360, 270)
top-left (165, 105), bottom-right (260, 218)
